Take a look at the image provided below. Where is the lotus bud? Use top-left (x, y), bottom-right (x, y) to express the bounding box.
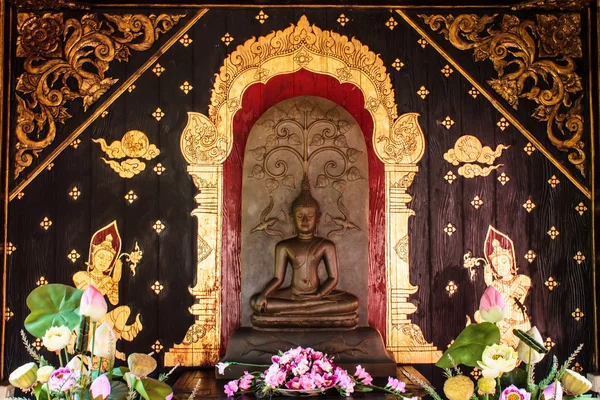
top-left (36, 365), bottom-right (55, 384)
top-left (127, 353), bottom-right (157, 377)
top-left (542, 382), bottom-right (563, 400)
top-left (93, 322), bottom-right (116, 358)
top-left (42, 325), bottom-right (72, 352)
top-left (443, 375), bottom-right (475, 400)
top-left (9, 362), bottom-right (38, 389)
top-left (517, 327), bottom-right (545, 364)
top-left (477, 377), bottom-right (497, 395)
top-left (80, 286), bottom-right (108, 322)
top-left (479, 286), bottom-right (507, 323)
top-left (560, 369), bottom-right (592, 396)
top-left (90, 374), bottom-right (112, 400)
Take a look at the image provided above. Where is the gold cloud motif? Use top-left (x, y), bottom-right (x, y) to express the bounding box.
top-left (444, 135), bottom-right (509, 179)
top-left (93, 130), bottom-right (160, 178)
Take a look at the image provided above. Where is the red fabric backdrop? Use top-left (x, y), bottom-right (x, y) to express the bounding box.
top-left (221, 69), bottom-right (386, 352)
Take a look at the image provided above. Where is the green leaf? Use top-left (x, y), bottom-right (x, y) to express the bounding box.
top-left (134, 377), bottom-right (172, 400)
top-left (24, 284), bottom-right (83, 338)
top-left (107, 381), bottom-right (130, 400)
top-left (436, 322), bottom-right (501, 368)
top-left (513, 329), bottom-right (549, 354)
top-left (33, 383), bottom-right (49, 400)
top-left (111, 366), bottom-right (130, 378)
top-left (500, 368), bottom-right (527, 387)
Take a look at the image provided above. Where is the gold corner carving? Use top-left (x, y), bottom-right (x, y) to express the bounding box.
top-left (419, 12), bottom-right (587, 177)
top-left (13, 11), bottom-right (185, 178)
top-left (178, 15), bottom-right (438, 366)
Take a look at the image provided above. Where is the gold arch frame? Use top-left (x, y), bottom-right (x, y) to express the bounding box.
top-left (170, 15), bottom-right (441, 366)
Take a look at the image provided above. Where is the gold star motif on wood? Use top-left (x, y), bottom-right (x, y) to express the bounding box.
top-left (152, 63), bottom-right (165, 77)
top-left (545, 277), bottom-right (558, 291)
top-left (180, 81), bottom-right (193, 94)
top-left (17, 192), bottom-right (24, 199)
top-left (125, 190), bottom-right (138, 204)
top-left (151, 281), bottom-right (164, 294)
top-left (524, 142), bottom-right (536, 155)
top-left (470, 368), bottom-right (482, 379)
top-left (444, 223), bottom-right (456, 236)
top-left (153, 220), bottom-right (166, 234)
top-left (127, 84), bottom-right (136, 93)
top-left (573, 251), bottom-right (585, 264)
top-left (418, 37), bottom-right (428, 48)
top-left (47, 163), bottom-right (54, 170)
top-left (337, 14), bottom-right (349, 26)
top-left (40, 217), bottom-right (52, 230)
top-left (441, 116), bottom-right (454, 129)
top-left (221, 33), bottom-right (234, 46)
top-left (69, 186), bottom-right (81, 200)
top-left (152, 108), bottom-right (165, 121)
top-left (6, 242), bottom-right (16, 255)
top-left (523, 199), bottom-right (535, 213)
top-left (417, 86), bottom-right (430, 99)
top-left (468, 87), bottom-right (480, 98)
top-left (256, 10), bottom-right (269, 24)
top-left (385, 17), bottom-right (398, 30)
top-left (151, 340), bottom-right (164, 353)
top-left (445, 281), bottom-right (458, 296)
top-left (444, 171), bottom-right (457, 184)
top-left (548, 175), bottom-right (560, 188)
top-left (154, 163), bottom-right (165, 175)
top-left (573, 363), bottom-right (583, 373)
top-left (471, 195), bottom-right (483, 209)
top-left (5, 307), bottom-right (13, 321)
top-left (32, 338), bottom-right (43, 351)
top-left (575, 202), bottom-right (587, 215)
top-left (392, 58), bottom-right (404, 71)
top-left (36, 276), bottom-right (48, 286)
top-left (101, 111), bottom-right (109, 118)
top-left (180, 34), bottom-right (192, 47)
top-left (547, 226), bottom-right (559, 239)
top-left (441, 64), bottom-right (453, 77)
top-left (571, 308), bottom-right (584, 321)
top-left (70, 139), bottom-right (81, 149)
top-left (497, 173), bottom-right (510, 185)
top-left (544, 337), bottom-right (556, 350)
top-left (524, 250), bottom-right (536, 263)
top-left (67, 250), bottom-right (80, 263)
top-left (497, 117), bottom-right (510, 131)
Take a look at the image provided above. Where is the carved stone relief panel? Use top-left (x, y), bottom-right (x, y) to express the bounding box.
top-left (241, 96), bottom-right (369, 326)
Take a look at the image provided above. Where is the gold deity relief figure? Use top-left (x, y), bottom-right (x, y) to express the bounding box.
top-left (73, 221), bottom-right (143, 359)
top-left (465, 226), bottom-right (531, 348)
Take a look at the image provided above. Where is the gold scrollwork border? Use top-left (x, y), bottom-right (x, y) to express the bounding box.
top-left (176, 14), bottom-right (439, 366)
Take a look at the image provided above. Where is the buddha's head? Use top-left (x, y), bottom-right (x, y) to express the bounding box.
top-left (291, 175), bottom-right (321, 235)
top-left (489, 239), bottom-right (516, 278)
top-left (91, 234), bottom-right (117, 273)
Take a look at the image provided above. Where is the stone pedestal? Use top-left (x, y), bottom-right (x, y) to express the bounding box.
top-left (219, 327), bottom-right (396, 379)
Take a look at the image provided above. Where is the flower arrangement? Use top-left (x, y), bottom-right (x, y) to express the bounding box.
top-left (8, 284), bottom-right (177, 400)
top-left (217, 346), bottom-right (409, 398)
top-left (405, 286), bottom-right (595, 400)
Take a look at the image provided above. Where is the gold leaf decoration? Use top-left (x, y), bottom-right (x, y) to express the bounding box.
top-left (14, 12), bottom-right (185, 178)
top-left (93, 130), bottom-right (160, 179)
top-left (420, 13), bottom-right (586, 175)
top-left (101, 158), bottom-right (146, 178)
top-left (444, 135), bottom-right (509, 179)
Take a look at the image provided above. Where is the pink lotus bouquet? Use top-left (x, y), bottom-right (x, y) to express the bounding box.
top-left (7, 284), bottom-right (176, 400)
top-left (218, 346), bottom-right (408, 398)
top-left (405, 287), bottom-right (595, 400)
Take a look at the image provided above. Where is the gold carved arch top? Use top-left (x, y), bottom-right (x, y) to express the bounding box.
top-left (180, 15), bottom-right (425, 167)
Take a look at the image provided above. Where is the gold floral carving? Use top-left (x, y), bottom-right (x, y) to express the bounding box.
top-left (14, 12), bottom-right (184, 178)
top-left (444, 135), bottom-right (509, 179)
top-left (512, 0), bottom-right (592, 10)
top-left (379, 112), bottom-right (426, 164)
top-left (420, 13), bottom-right (586, 176)
top-left (180, 112), bottom-right (228, 165)
top-left (93, 130), bottom-right (160, 178)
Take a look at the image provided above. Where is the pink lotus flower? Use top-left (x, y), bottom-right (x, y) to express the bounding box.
top-left (48, 367), bottom-right (76, 392)
top-left (500, 385), bottom-right (531, 400)
top-left (543, 382), bottom-right (563, 400)
top-left (224, 379), bottom-right (239, 398)
top-left (354, 365), bottom-right (373, 386)
top-left (90, 374), bottom-right (111, 400)
top-left (239, 372), bottom-right (253, 391)
top-left (386, 377), bottom-right (407, 393)
top-left (80, 285), bottom-right (108, 322)
top-left (479, 286), bottom-right (507, 323)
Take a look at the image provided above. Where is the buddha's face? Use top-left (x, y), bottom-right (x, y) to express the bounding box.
top-left (491, 254), bottom-right (513, 278)
top-left (294, 206), bottom-right (318, 235)
top-left (93, 249), bottom-right (114, 273)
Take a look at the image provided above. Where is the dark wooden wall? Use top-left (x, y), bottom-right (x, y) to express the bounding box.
top-left (2, 5), bottom-right (596, 387)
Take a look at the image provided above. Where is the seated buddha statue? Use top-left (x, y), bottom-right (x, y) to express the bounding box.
top-left (250, 176), bottom-right (359, 329)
